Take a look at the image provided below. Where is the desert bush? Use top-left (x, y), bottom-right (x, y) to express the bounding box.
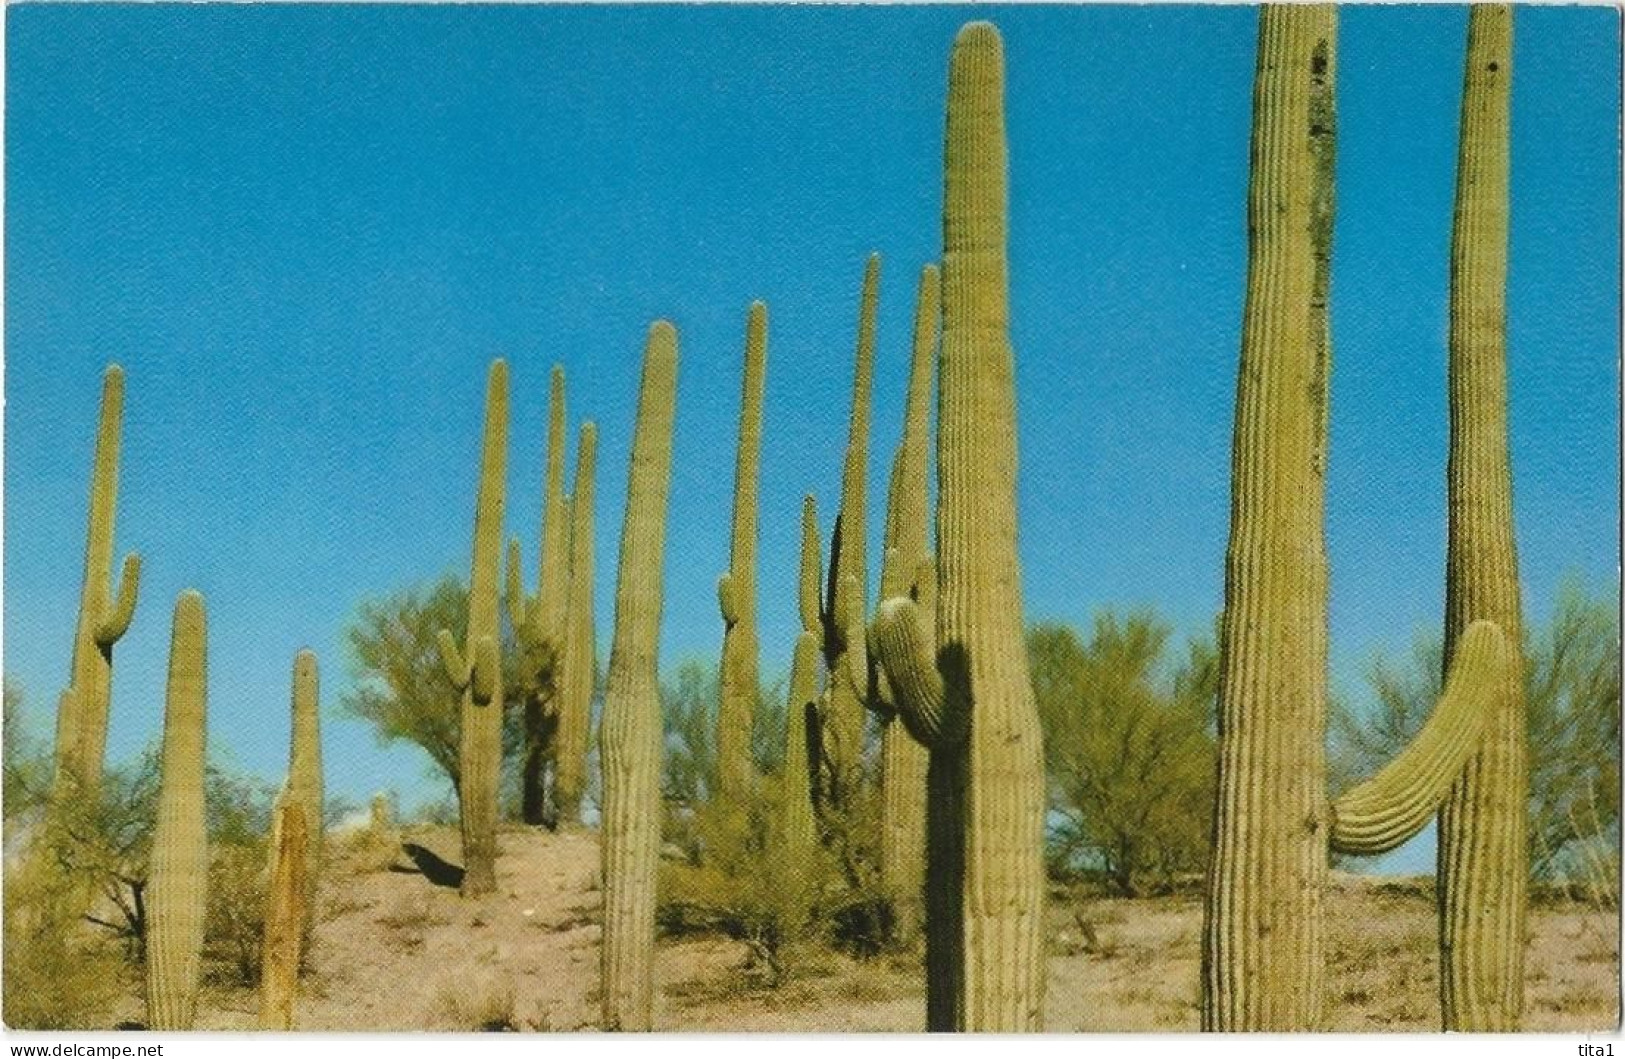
top-left (434, 976), bottom-right (518, 1031)
top-left (2, 855), bottom-right (128, 1029)
top-left (1030, 613), bottom-right (1219, 896)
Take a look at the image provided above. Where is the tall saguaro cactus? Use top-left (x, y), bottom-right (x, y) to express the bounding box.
top-left (440, 360), bottom-right (509, 898)
top-left (511, 366), bottom-right (571, 825)
top-left (599, 322), bottom-right (679, 1032)
top-left (782, 497), bottom-right (824, 864)
top-left (868, 24), bottom-right (1046, 1031)
top-left (1437, 4), bottom-right (1527, 1031)
top-left (55, 364), bottom-right (142, 797)
top-left (873, 265), bottom-right (939, 946)
top-left (258, 796), bottom-right (308, 1030)
top-left (1201, 7), bottom-right (1512, 1031)
top-left (818, 256), bottom-right (879, 808)
top-left (287, 650), bottom-right (324, 900)
top-left (145, 591), bottom-right (209, 1031)
top-left (554, 422), bottom-right (599, 825)
top-left (717, 302), bottom-right (768, 803)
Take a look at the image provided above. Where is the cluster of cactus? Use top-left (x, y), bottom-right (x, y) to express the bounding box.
top-left (507, 366), bottom-right (599, 826)
top-left (30, 10), bottom-right (1539, 1037)
top-left (1199, 3), bottom-right (1522, 1031)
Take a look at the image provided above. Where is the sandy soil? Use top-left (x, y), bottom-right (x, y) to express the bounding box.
top-left (165, 825), bottom-right (1617, 1033)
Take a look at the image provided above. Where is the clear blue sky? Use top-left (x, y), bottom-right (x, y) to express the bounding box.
top-left (5, 5), bottom-right (1618, 871)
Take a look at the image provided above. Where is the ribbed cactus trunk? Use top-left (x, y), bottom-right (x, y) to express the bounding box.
top-left (145, 591), bottom-right (209, 1031)
top-left (554, 422), bottom-right (599, 825)
top-left (521, 366), bottom-right (571, 825)
top-left (1202, 7), bottom-right (1337, 1031)
top-left (258, 797), bottom-right (308, 1031)
top-left (935, 26), bottom-right (1046, 1029)
top-left (1438, 5), bottom-right (1527, 1031)
top-left (869, 24), bottom-right (1045, 1031)
top-left (717, 302), bottom-right (767, 804)
top-left (444, 361), bottom-right (509, 898)
top-left (820, 256), bottom-right (878, 809)
top-left (287, 650), bottom-right (323, 909)
top-left (55, 364), bottom-right (142, 798)
top-left (877, 265), bottom-right (939, 947)
top-left (782, 496), bottom-right (824, 879)
top-left (599, 323), bottom-right (678, 1032)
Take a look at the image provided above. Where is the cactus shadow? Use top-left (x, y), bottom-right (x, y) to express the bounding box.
top-left (394, 842), bottom-right (466, 890)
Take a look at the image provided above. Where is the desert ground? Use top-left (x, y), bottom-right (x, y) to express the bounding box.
top-left (117, 824), bottom-right (1617, 1033)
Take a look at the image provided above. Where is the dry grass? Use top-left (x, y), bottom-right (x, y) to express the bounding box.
top-left (78, 827), bottom-right (1616, 1032)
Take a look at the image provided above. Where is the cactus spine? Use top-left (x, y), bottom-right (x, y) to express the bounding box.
top-left (874, 265), bottom-right (939, 946)
top-left (55, 364), bottom-right (142, 797)
top-left (868, 24), bottom-right (1045, 1031)
top-left (717, 302), bottom-right (768, 803)
top-left (1437, 5), bottom-right (1526, 1031)
top-left (599, 322), bottom-right (678, 1032)
top-left (287, 650), bottom-right (323, 904)
top-left (818, 256), bottom-right (878, 809)
top-left (258, 796), bottom-right (308, 1031)
top-left (1201, 8), bottom-right (1513, 1030)
top-left (145, 591), bottom-right (208, 1031)
top-left (440, 360), bottom-right (509, 898)
top-left (554, 422), bottom-right (599, 825)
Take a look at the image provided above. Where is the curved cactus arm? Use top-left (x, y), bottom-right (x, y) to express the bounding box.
top-left (869, 597), bottom-right (964, 750)
top-left (94, 553), bottom-right (142, 647)
top-left (469, 635), bottom-right (500, 707)
top-left (718, 573), bottom-right (740, 627)
top-left (437, 629), bottom-right (469, 691)
top-left (505, 537), bottom-right (530, 634)
top-left (1330, 620), bottom-right (1507, 856)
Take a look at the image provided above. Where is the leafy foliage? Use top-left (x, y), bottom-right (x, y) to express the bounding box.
top-left (1030, 612), bottom-right (1219, 896)
top-left (341, 576), bottom-right (524, 805)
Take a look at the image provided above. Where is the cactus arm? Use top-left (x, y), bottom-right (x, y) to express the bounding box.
top-left (869, 597), bottom-right (967, 751)
top-left (717, 573), bottom-right (739, 627)
top-left (94, 553), bottom-right (142, 648)
top-left (798, 496), bottom-right (823, 633)
top-left (470, 635), bottom-right (499, 707)
top-left (1330, 620), bottom-right (1507, 856)
top-left (437, 629), bottom-right (469, 690)
top-left (505, 537), bottom-right (529, 634)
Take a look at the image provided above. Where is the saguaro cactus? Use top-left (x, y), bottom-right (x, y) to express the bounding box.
top-left (867, 24), bottom-right (1046, 1031)
top-left (599, 322), bottom-right (678, 1032)
top-left (717, 302), bottom-right (768, 803)
top-left (512, 366), bottom-right (571, 825)
top-left (287, 650), bottom-right (324, 898)
top-left (781, 496), bottom-right (824, 877)
top-left (1437, 5), bottom-right (1527, 1032)
top-left (55, 364), bottom-right (142, 797)
top-left (145, 591), bottom-right (209, 1031)
top-left (554, 422), bottom-right (599, 825)
top-left (873, 264), bottom-right (939, 946)
top-left (439, 360), bottom-right (509, 898)
top-left (1200, 7), bottom-right (1512, 1031)
top-left (817, 256), bottom-right (879, 808)
top-left (258, 796), bottom-right (308, 1030)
